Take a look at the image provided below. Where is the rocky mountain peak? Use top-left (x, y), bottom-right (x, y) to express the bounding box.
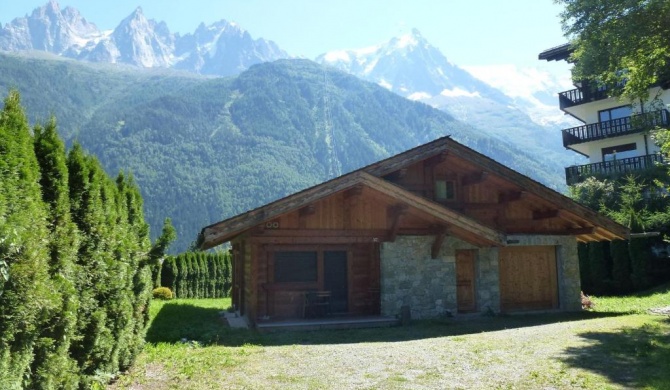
top-left (0, 2), bottom-right (288, 76)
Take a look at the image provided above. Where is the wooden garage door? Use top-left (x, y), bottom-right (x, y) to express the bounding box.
top-left (499, 246), bottom-right (558, 312)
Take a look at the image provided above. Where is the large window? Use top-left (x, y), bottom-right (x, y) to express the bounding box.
top-left (274, 251), bottom-right (318, 283)
top-left (599, 105), bottom-right (632, 123)
top-left (602, 143), bottom-right (637, 162)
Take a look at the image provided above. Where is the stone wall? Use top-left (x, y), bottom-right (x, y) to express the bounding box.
top-left (380, 236), bottom-right (498, 319)
top-left (379, 235), bottom-right (581, 319)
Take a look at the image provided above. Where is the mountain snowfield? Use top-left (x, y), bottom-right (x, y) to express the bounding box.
top-left (316, 28), bottom-right (576, 130)
top-left (0, 0), bottom-right (286, 76)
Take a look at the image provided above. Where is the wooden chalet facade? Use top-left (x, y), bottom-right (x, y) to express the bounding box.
top-left (199, 137), bottom-right (628, 327)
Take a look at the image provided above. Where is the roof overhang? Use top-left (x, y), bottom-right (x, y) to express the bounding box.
top-left (199, 171), bottom-right (507, 249)
top-left (539, 43), bottom-right (572, 62)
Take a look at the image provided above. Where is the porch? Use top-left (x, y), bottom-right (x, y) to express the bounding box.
top-left (256, 315), bottom-right (399, 332)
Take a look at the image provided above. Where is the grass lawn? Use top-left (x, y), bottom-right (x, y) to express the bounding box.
top-left (109, 285), bottom-right (670, 390)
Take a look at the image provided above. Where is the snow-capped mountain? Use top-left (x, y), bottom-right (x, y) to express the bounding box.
top-left (316, 29), bottom-right (577, 130)
top-left (0, 0), bottom-right (104, 55)
top-left (316, 29), bottom-right (579, 166)
top-left (0, 1), bottom-right (287, 76)
top-left (173, 20), bottom-right (286, 76)
top-left (79, 7), bottom-right (174, 67)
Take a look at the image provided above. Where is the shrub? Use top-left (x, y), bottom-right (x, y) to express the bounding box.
top-left (581, 291), bottom-right (594, 310)
top-left (152, 287), bottom-right (173, 300)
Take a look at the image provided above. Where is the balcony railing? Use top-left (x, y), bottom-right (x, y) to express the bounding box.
top-left (565, 154), bottom-right (665, 185)
top-left (557, 78), bottom-right (630, 110)
top-left (562, 109), bottom-right (670, 147)
top-left (558, 85), bottom-right (609, 110)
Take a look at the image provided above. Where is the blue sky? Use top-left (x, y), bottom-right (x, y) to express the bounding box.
top-left (2, 1), bottom-right (569, 67)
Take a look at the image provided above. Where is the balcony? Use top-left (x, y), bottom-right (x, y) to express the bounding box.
top-left (558, 85), bottom-right (609, 110)
top-left (565, 154), bottom-right (664, 185)
top-left (562, 109), bottom-right (670, 148)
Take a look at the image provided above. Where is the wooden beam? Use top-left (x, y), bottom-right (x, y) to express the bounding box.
top-left (388, 204), bottom-right (408, 242)
top-left (299, 204), bottom-right (316, 216)
top-left (498, 190), bottom-right (526, 203)
top-left (461, 171), bottom-right (487, 186)
top-left (250, 235), bottom-right (389, 245)
top-left (460, 202), bottom-right (505, 211)
top-left (424, 151), bottom-right (449, 167)
top-left (344, 184), bottom-right (364, 198)
top-left (444, 139), bottom-right (629, 239)
top-left (533, 209), bottom-right (560, 220)
top-left (567, 227), bottom-right (597, 236)
top-left (358, 173), bottom-right (506, 246)
top-left (431, 226), bottom-right (449, 259)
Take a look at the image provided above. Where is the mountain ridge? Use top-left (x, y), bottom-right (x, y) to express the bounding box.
top-left (0, 0), bottom-right (288, 76)
top-left (0, 52), bottom-right (567, 251)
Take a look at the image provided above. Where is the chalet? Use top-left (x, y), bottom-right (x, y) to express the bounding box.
top-left (199, 136), bottom-right (628, 328)
top-left (539, 44), bottom-right (670, 185)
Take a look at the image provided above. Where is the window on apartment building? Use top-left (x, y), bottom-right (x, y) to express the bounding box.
top-left (599, 105), bottom-right (632, 123)
top-left (602, 143), bottom-right (637, 162)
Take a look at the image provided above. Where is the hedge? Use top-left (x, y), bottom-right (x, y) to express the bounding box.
top-left (0, 91), bottom-right (154, 389)
top-left (160, 251), bottom-right (232, 298)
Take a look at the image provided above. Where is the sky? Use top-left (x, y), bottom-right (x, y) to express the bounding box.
top-left (0, 0), bottom-right (574, 93)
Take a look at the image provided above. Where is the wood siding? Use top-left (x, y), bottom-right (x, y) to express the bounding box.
top-left (499, 246), bottom-right (559, 312)
top-left (252, 243), bottom-right (380, 321)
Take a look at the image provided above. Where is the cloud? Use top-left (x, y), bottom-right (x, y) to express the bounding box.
top-left (439, 87), bottom-right (481, 98)
top-left (463, 64), bottom-right (572, 99)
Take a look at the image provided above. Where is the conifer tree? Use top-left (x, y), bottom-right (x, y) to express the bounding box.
top-left (116, 173), bottom-right (152, 367)
top-left (179, 254), bottom-right (190, 299)
top-left (588, 241), bottom-right (609, 294)
top-left (577, 242), bottom-right (591, 293)
top-left (610, 240), bottom-right (632, 293)
top-left (149, 218), bottom-right (176, 288)
top-left (31, 118), bottom-right (81, 388)
top-left (222, 251), bottom-right (232, 297)
top-left (0, 91), bottom-right (57, 388)
top-left (190, 252), bottom-right (200, 298)
top-left (199, 252), bottom-right (208, 298)
top-left (209, 253), bottom-right (218, 298)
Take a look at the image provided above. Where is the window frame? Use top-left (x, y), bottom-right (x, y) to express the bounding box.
top-left (601, 142), bottom-right (637, 162)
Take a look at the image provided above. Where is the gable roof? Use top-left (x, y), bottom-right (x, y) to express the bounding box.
top-left (199, 136), bottom-right (628, 249)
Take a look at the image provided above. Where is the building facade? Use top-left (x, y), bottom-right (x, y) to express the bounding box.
top-left (199, 137), bottom-right (627, 327)
top-left (540, 44), bottom-right (669, 185)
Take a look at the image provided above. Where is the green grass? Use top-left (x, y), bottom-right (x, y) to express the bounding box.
top-left (109, 294), bottom-right (670, 390)
top-left (590, 282), bottom-right (670, 313)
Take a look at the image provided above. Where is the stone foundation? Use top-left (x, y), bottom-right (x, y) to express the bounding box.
top-left (380, 235), bottom-right (581, 319)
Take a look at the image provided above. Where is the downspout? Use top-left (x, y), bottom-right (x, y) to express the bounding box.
top-left (640, 98), bottom-right (650, 155)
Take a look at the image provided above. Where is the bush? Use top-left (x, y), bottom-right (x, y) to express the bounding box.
top-left (152, 287), bottom-right (173, 300)
top-left (581, 291), bottom-right (594, 310)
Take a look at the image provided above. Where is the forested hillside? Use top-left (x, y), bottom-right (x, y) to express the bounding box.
top-left (0, 52), bottom-right (565, 251)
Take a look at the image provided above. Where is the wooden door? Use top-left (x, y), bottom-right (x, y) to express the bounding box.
top-left (456, 249), bottom-right (476, 312)
top-left (499, 246), bottom-right (558, 312)
top-left (324, 250), bottom-right (348, 314)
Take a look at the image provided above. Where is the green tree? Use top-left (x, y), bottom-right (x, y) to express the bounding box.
top-left (149, 218), bottom-right (177, 288)
top-left (31, 118), bottom-right (81, 388)
top-left (577, 242), bottom-right (591, 292)
top-left (0, 91), bottom-right (57, 388)
top-left (588, 241), bottom-right (609, 294)
top-left (558, 0), bottom-right (670, 102)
